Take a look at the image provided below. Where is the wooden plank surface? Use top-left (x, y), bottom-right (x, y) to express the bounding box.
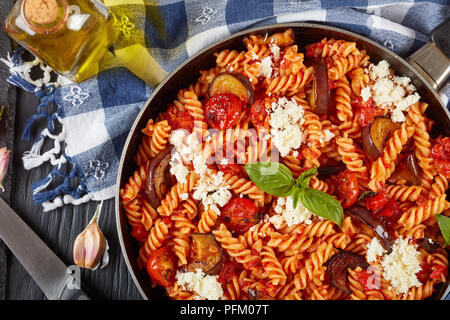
top-left (7, 92), bottom-right (142, 300)
top-left (0, 0), bottom-right (16, 300)
top-left (1, 0), bottom-right (142, 300)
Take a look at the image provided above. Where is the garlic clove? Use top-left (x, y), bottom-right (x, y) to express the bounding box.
top-left (73, 201), bottom-right (109, 270)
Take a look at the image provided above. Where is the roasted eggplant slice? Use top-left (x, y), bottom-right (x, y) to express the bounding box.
top-left (144, 147), bottom-right (173, 208)
top-left (317, 164), bottom-right (346, 177)
top-left (406, 152), bottom-right (421, 183)
top-left (328, 251), bottom-right (369, 294)
top-left (349, 205), bottom-right (394, 253)
top-left (209, 72), bottom-right (254, 105)
top-left (362, 117), bottom-right (400, 160)
top-left (389, 152), bottom-right (421, 185)
top-left (310, 59), bottom-right (330, 114)
top-left (186, 233), bottom-right (222, 275)
top-left (418, 237), bottom-right (439, 253)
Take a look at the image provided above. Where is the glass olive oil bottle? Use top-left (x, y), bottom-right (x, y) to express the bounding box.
top-left (5, 0), bottom-right (118, 82)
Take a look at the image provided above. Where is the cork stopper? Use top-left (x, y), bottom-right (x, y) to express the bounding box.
top-left (23, 0), bottom-right (60, 25)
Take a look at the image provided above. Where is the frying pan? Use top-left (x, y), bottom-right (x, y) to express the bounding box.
top-left (115, 22), bottom-right (450, 300)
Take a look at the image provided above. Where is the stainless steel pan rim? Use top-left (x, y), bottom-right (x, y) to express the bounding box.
top-left (115, 22), bottom-right (450, 300)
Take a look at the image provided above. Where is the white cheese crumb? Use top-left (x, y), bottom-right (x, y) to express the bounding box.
top-left (220, 158), bottom-right (229, 165)
top-left (323, 129), bottom-right (335, 143)
top-left (269, 97), bottom-right (306, 157)
top-left (169, 129), bottom-right (189, 147)
top-left (381, 237), bottom-right (422, 295)
top-left (269, 215), bottom-right (284, 229)
top-left (176, 269), bottom-right (224, 300)
top-left (369, 60), bottom-right (390, 80)
top-left (179, 193), bottom-right (189, 201)
top-left (270, 196), bottom-right (314, 227)
top-left (361, 86), bottom-right (372, 101)
top-left (169, 152), bottom-right (189, 183)
top-left (366, 237), bottom-right (386, 263)
top-left (270, 44), bottom-right (280, 61)
top-left (363, 60), bottom-right (421, 123)
top-left (292, 150), bottom-right (299, 158)
top-left (259, 56), bottom-right (273, 78)
top-left (193, 171), bottom-right (231, 215)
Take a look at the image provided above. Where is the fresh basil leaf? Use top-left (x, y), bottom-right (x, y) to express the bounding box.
top-left (299, 187), bottom-right (343, 226)
top-left (435, 214), bottom-right (450, 246)
top-left (245, 162), bottom-right (295, 197)
top-left (296, 167), bottom-right (318, 189)
top-left (292, 186), bottom-right (301, 209)
top-left (358, 191), bottom-right (377, 201)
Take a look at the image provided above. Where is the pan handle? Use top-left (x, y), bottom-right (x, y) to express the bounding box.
top-left (407, 19), bottom-right (450, 91)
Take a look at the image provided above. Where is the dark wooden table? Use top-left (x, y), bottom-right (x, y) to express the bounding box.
top-left (0, 0), bottom-right (142, 300)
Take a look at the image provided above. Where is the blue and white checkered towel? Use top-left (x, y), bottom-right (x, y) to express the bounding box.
top-left (2, 0), bottom-right (449, 212)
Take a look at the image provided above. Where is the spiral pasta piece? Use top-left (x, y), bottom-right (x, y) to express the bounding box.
top-left (336, 134), bottom-right (368, 174)
top-left (261, 246), bottom-right (287, 285)
top-left (120, 162), bottom-right (148, 203)
top-left (157, 172), bottom-right (200, 216)
top-left (368, 123), bottom-right (415, 191)
top-left (398, 194), bottom-right (450, 229)
top-left (213, 224), bottom-right (261, 270)
top-left (385, 185), bottom-right (423, 202)
top-left (221, 173), bottom-right (265, 207)
top-left (305, 38), bottom-right (359, 58)
top-left (334, 76), bottom-right (352, 122)
top-left (302, 110), bottom-right (323, 168)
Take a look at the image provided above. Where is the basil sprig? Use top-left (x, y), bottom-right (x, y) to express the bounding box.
top-left (244, 162), bottom-right (343, 226)
top-left (435, 214), bottom-right (450, 246)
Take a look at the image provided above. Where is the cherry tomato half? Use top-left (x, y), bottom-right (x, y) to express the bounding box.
top-left (431, 137), bottom-right (450, 179)
top-left (204, 93), bottom-right (244, 130)
top-left (430, 265), bottom-right (447, 280)
top-left (220, 198), bottom-right (259, 234)
top-left (353, 96), bottom-right (376, 128)
top-left (146, 246), bottom-right (177, 287)
top-left (161, 105), bottom-right (194, 132)
top-left (366, 191), bottom-right (389, 213)
top-left (335, 170), bottom-right (360, 208)
top-left (131, 224), bottom-right (149, 243)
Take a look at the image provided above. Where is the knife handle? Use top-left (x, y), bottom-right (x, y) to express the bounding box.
top-left (58, 285), bottom-right (91, 300)
top-left (56, 273), bottom-right (93, 300)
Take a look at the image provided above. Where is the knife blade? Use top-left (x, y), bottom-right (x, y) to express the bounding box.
top-left (0, 197), bottom-right (90, 300)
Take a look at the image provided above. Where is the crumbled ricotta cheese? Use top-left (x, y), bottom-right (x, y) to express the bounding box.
top-left (169, 152), bottom-right (189, 183)
top-left (269, 97), bottom-right (306, 157)
top-left (192, 171), bottom-right (231, 215)
top-left (269, 214), bottom-right (284, 229)
top-left (270, 44), bottom-right (280, 61)
top-left (259, 56), bottom-right (273, 78)
top-left (360, 86), bottom-right (372, 101)
top-left (323, 129), bottom-right (335, 143)
top-left (176, 269), bottom-right (224, 300)
top-left (381, 237), bottom-right (422, 294)
top-left (366, 237), bottom-right (386, 263)
top-left (179, 193), bottom-right (189, 201)
top-left (363, 60), bottom-right (421, 123)
top-left (270, 196), bottom-right (314, 227)
top-left (369, 60), bottom-right (391, 80)
top-left (169, 129), bottom-right (189, 147)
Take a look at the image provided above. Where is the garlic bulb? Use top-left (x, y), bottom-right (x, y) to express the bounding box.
top-left (73, 201), bottom-right (109, 270)
top-left (0, 147), bottom-right (11, 192)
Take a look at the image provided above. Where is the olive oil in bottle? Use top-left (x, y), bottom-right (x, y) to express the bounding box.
top-left (5, 0), bottom-right (118, 82)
